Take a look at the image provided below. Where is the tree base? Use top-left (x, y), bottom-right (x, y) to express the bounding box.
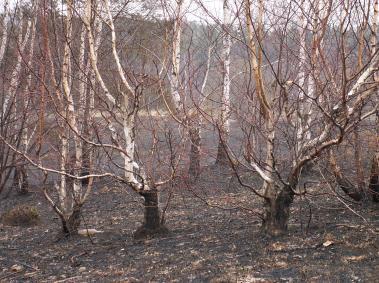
top-left (133, 225), bottom-right (169, 240)
top-left (262, 223), bottom-right (288, 237)
top-left (300, 161), bottom-right (315, 176)
top-left (214, 139), bottom-right (231, 167)
top-left (18, 188), bottom-right (30, 196)
top-left (262, 185), bottom-right (294, 236)
top-left (60, 206), bottom-right (82, 237)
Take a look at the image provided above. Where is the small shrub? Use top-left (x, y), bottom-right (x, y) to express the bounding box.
top-left (1, 205), bottom-right (40, 227)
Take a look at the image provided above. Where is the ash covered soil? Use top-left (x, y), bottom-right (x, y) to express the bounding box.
top-left (0, 167), bottom-right (378, 282)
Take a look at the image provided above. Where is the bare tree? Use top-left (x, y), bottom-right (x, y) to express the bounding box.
top-left (214, 0), bottom-right (232, 166)
top-left (224, 0), bottom-right (379, 235)
top-left (84, 0), bottom-right (171, 237)
top-left (0, 1), bottom-right (36, 196)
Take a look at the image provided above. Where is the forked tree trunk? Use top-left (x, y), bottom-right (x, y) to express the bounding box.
top-left (61, 205), bottom-right (82, 236)
top-left (188, 126), bottom-right (201, 180)
top-left (262, 185), bottom-right (294, 236)
top-left (134, 189), bottom-right (168, 238)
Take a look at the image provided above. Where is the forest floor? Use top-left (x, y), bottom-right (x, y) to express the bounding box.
top-left (0, 165), bottom-right (378, 282)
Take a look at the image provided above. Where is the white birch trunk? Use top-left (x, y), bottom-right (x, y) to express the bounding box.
top-left (170, 0), bottom-right (183, 111)
top-left (14, 4), bottom-right (38, 193)
top-left (296, 8), bottom-right (310, 153)
top-left (84, 0), bottom-right (166, 236)
top-left (215, 0), bottom-right (232, 164)
top-left (0, 0), bottom-right (9, 64)
top-left (62, 0), bottom-right (82, 201)
top-left (85, 0), bottom-right (144, 190)
top-left (21, 6), bottom-right (37, 153)
top-left (220, 0), bottom-right (231, 138)
top-left (2, 19), bottom-right (31, 115)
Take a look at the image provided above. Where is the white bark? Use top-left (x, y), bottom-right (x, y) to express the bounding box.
top-left (220, 0), bottom-right (231, 136)
top-left (0, 0), bottom-right (9, 64)
top-left (84, 0), bottom-right (147, 191)
top-left (296, 7), bottom-right (310, 151)
top-left (104, 0), bottom-right (134, 97)
top-left (62, 0), bottom-right (82, 201)
top-left (2, 18), bottom-right (32, 115)
top-left (84, 0), bottom-right (116, 105)
top-left (21, 5), bottom-right (37, 153)
top-left (103, 0), bottom-right (143, 187)
top-left (170, 0), bottom-right (183, 111)
top-left (78, 23), bottom-right (87, 127)
top-left (371, 0), bottom-right (378, 58)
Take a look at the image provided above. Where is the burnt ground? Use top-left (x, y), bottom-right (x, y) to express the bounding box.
top-left (0, 166), bottom-right (378, 283)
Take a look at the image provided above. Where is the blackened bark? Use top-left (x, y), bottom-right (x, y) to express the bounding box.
top-left (335, 175), bottom-right (363, 202)
top-left (329, 150), bottom-right (363, 201)
top-left (61, 205), bottom-right (82, 236)
top-left (300, 161), bottom-right (313, 176)
top-left (369, 153), bottom-right (379, 202)
top-left (134, 189), bottom-right (168, 239)
top-left (81, 134), bottom-right (91, 187)
top-left (188, 127), bottom-right (201, 180)
top-left (80, 170), bottom-right (89, 187)
top-left (142, 190), bottom-right (161, 230)
top-left (262, 185), bottom-right (294, 236)
top-left (215, 139), bottom-right (229, 166)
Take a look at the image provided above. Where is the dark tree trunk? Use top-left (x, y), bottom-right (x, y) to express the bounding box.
top-left (61, 205), bottom-right (82, 236)
top-left (188, 127), bottom-right (201, 180)
top-left (262, 185), bottom-right (294, 236)
top-left (13, 166), bottom-right (29, 195)
top-left (353, 128), bottom-right (365, 193)
top-left (300, 161), bottom-right (313, 176)
top-left (335, 175), bottom-right (363, 201)
top-left (329, 150), bottom-right (363, 201)
top-left (81, 139), bottom-right (91, 187)
top-left (215, 139), bottom-right (229, 166)
top-left (369, 153), bottom-right (379, 202)
top-left (134, 189), bottom-right (168, 239)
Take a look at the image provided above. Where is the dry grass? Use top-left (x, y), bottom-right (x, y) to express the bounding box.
top-left (1, 205), bottom-right (40, 227)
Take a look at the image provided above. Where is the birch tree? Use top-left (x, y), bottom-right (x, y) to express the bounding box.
top-left (83, 0), bottom-right (169, 237)
top-left (33, 0), bottom-right (96, 235)
top-left (369, 0), bottom-right (379, 202)
top-left (0, 0), bottom-right (9, 64)
top-left (215, 0), bottom-right (232, 165)
top-left (158, 0), bottom-right (213, 180)
top-left (0, 3), bottom-right (35, 195)
top-left (12, 1), bottom-right (38, 195)
top-left (327, 0), bottom-right (379, 203)
top-left (232, 0), bottom-right (379, 235)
